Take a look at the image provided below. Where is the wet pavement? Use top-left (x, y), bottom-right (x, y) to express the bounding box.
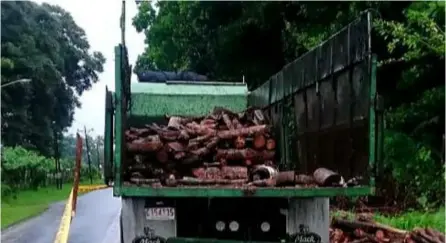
top-left (1, 188), bottom-right (121, 243)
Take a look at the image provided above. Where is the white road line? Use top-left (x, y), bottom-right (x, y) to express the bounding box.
top-left (100, 205), bottom-right (122, 243)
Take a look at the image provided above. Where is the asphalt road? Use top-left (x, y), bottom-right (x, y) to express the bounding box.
top-left (1, 188), bottom-right (121, 243)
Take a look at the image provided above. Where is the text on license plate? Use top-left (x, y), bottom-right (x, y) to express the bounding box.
top-left (146, 207), bottom-right (175, 220)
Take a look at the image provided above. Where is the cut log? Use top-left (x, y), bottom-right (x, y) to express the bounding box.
top-left (253, 134), bottom-right (266, 149)
top-left (217, 125), bottom-right (269, 139)
top-left (333, 218), bottom-right (408, 235)
top-left (156, 146), bottom-right (169, 163)
top-left (313, 167), bottom-right (343, 187)
top-left (232, 118), bottom-right (243, 129)
top-left (221, 166), bottom-right (248, 180)
top-left (216, 148), bottom-right (257, 161)
top-left (186, 122), bottom-right (217, 136)
top-left (266, 138), bottom-right (276, 150)
top-left (167, 142), bottom-right (185, 152)
top-left (127, 135), bottom-right (163, 152)
top-left (222, 113), bottom-right (234, 130)
top-left (189, 133), bottom-right (214, 145)
top-left (234, 136), bottom-right (246, 149)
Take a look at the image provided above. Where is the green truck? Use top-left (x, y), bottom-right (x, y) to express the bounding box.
top-left (103, 5), bottom-right (382, 243)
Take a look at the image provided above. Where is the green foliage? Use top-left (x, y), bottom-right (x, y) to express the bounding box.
top-left (1, 145), bottom-right (103, 197)
top-left (2, 146), bottom-right (55, 190)
top-left (332, 208), bottom-right (445, 233)
top-left (373, 2), bottom-right (445, 208)
top-left (383, 130), bottom-right (445, 209)
top-left (375, 2), bottom-right (444, 63)
top-left (374, 207), bottom-right (445, 233)
top-left (133, 2), bottom-right (380, 89)
top-left (1, 1), bottom-right (105, 156)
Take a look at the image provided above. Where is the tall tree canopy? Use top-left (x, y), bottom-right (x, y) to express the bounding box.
top-left (1, 1), bottom-right (105, 156)
top-left (133, 1), bottom-right (445, 207)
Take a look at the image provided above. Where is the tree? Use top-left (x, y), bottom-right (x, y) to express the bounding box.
top-left (1, 1), bottom-right (105, 155)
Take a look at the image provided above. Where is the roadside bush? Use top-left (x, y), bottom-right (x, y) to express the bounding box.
top-left (379, 130), bottom-right (445, 209)
top-left (1, 146), bottom-right (80, 191)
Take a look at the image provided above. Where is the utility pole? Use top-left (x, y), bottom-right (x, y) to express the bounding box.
top-left (96, 139), bottom-right (101, 177)
top-left (84, 126), bottom-right (93, 184)
top-left (52, 121), bottom-right (62, 189)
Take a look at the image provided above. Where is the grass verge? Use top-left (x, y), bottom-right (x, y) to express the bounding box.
top-left (373, 207), bottom-right (445, 233)
top-left (1, 179), bottom-right (105, 229)
top-left (333, 207), bottom-right (445, 233)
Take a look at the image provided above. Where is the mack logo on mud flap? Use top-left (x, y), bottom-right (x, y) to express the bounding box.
top-left (132, 227), bottom-right (166, 243)
top-left (286, 224), bottom-right (321, 243)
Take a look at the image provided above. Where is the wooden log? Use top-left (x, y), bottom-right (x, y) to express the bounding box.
top-left (167, 142), bottom-right (185, 152)
top-left (156, 146), bottom-right (169, 163)
top-left (266, 138), bottom-right (276, 150)
top-left (253, 134), bottom-right (266, 149)
top-left (222, 113), bottom-right (234, 130)
top-left (127, 135), bottom-right (163, 152)
top-left (217, 125), bottom-right (269, 139)
top-left (215, 148), bottom-right (275, 162)
top-left (333, 218), bottom-right (408, 235)
top-left (216, 148), bottom-right (257, 161)
top-left (232, 118), bottom-right (243, 129)
top-left (221, 166), bottom-right (248, 180)
top-left (313, 167), bottom-right (343, 187)
top-left (186, 122), bottom-right (217, 136)
top-left (234, 136), bottom-right (246, 149)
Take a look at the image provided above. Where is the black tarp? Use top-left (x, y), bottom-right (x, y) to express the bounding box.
top-left (137, 71), bottom-right (209, 83)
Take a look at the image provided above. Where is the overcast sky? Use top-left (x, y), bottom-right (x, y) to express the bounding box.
top-left (33, 0), bottom-right (146, 136)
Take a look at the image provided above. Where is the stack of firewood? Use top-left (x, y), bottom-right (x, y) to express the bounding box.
top-left (124, 107), bottom-right (279, 186)
top-left (124, 106), bottom-right (362, 188)
top-left (330, 214), bottom-right (445, 243)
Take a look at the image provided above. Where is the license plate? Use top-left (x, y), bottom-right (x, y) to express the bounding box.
top-left (146, 207), bottom-right (175, 220)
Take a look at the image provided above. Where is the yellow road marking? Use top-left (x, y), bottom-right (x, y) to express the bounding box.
top-left (53, 189), bottom-right (74, 243)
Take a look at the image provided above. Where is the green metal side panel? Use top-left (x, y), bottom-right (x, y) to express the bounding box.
top-left (368, 55), bottom-right (377, 189)
top-left (103, 86), bottom-right (113, 184)
top-left (130, 93), bottom-right (247, 118)
top-left (129, 82), bottom-right (248, 118)
top-left (131, 82), bottom-right (247, 95)
top-left (246, 11), bottom-right (376, 197)
top-left (113, 45), bottom-right (123, 196)
top-left (120, 185), bottom-right (372, 198)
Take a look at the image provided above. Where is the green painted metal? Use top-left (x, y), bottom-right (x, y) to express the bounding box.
top-left (103, 86), bottom-right (113, 184)
top-left (131, 82), bottom-right (247, 95)
top-left (368, 54), bottom-right (378, 189)
top-left (166, 238), bottom-right (277, 243)
top-left (120, 185), bottom-right (372, 198)
top-left (113, 45), bottom-right (123, 196)
top-left (129, 82), bottom-right (248, 118)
